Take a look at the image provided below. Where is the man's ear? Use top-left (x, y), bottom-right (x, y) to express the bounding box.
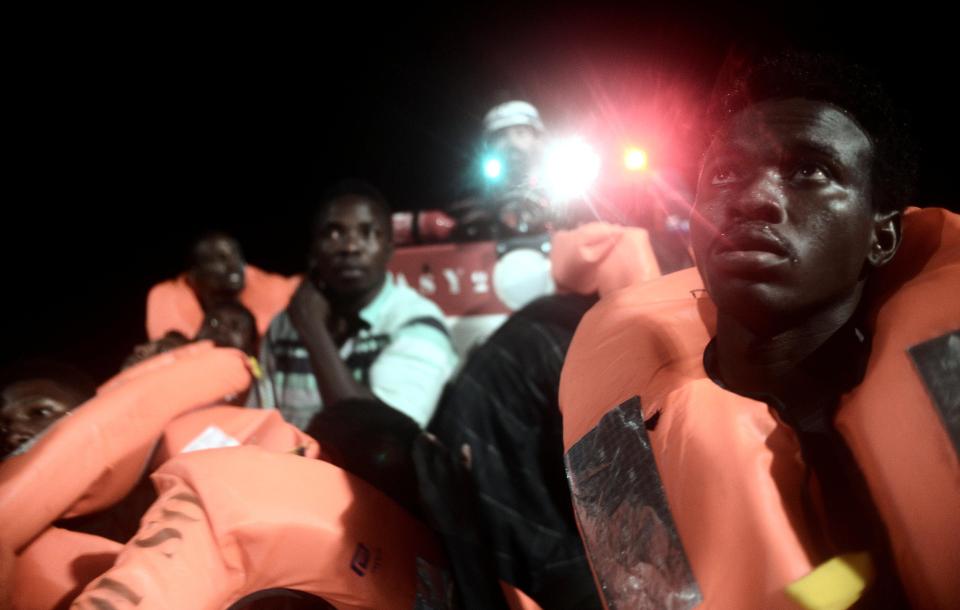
top-left (867, 209), bottom-right (902, 268)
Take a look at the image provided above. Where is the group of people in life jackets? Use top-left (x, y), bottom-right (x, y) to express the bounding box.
top-left (2, 50), bottom-right (959, 610)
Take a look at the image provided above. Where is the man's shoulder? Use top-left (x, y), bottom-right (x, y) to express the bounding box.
top-left (147, 274), bottom-right (190, 299)
top-left (377, 281), bottom-right (448, 330)
top-left (243, 266), bottom-right (301, 293)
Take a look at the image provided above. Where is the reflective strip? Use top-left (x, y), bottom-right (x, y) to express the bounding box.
top-left (414, 557), bottom-right (454, 610)
top-left (909, 329), bottom-right (960, 455)
top-left (564, 397), bottom-right (701, 610)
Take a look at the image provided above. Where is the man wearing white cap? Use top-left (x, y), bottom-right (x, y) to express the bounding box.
top-left (482, 99), bottom-right (545, 190)
top-left (450, 99), bottom-right (550, 240)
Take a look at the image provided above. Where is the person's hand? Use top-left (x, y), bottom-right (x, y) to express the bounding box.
top-left (288, 279), bottom-right (331, 337)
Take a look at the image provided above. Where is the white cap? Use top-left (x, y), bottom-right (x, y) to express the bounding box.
top-left (482, 100), bottom-right (545, 135)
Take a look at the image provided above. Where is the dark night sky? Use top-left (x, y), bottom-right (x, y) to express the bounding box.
top-left (6, 5), bottom-right (955, 380)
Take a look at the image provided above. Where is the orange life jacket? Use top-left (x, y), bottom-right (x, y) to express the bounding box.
top-left (0, 343), bottom-right (252, 551)
top-left (71, 446), bottom-right (451, 610)
top-left (8, 407), bottom-right (318, 610)
top-left (12, 527), bottom-right (122, 610)
top-left (551, 221), bottom-right (662, 297)
top-left (145, 265), bottom-right (300, 340)
top-left (0, 343), bottom-right (319, 609)
top-left (559, 207), bottom-right (960, 609)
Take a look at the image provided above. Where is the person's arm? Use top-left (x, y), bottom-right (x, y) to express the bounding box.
top-left (287, 280), bottom-right (375, 405)
top-left (366, 319), bottom-right (458, 427)
top-left (300, 315), bottom-right (458, 512)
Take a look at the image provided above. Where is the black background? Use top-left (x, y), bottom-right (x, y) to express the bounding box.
top-left (6, 5), bottom-right (954, 381)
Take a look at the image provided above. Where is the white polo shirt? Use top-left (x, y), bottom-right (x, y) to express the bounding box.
top-left (251, 276), bottom-right (458, 430)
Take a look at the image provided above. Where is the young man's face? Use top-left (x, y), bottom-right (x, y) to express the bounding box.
top-left (309, 196), bottom-right (392, 300)
top-left (691, 98), bottom-right (882, 328)
top-left (1, 379), bottom-right (85, 455)
top-left (190, 236), bottom-right (245, 296)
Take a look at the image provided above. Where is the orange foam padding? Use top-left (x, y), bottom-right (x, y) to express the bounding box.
top-left (74, 446), bottom-right (448, 610)
top-left (154, 405), bottom-right (320, 467)
top-left (12, 527), bottom-right (122, 610)
top-left (0, 343), bottom-right (251, 553)
top-left (559, 208), bottom-right (960, 609)
top-left (551, 221), bottom-right (661, 297)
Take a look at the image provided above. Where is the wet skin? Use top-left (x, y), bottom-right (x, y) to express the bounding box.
top-left (691, 98), bottom-right (900, 335)
top-left (309, 196), bottom-right (392, 309)
top-left (1, 379), bottom-right (87, 455)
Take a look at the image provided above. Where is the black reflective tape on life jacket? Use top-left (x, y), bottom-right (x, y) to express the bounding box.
top-left (414, 556), bottom-right (455, 610)
top-left (909, 329), bottom-right (960, 455)
top-left (564, 396), bottom-right (702, 610)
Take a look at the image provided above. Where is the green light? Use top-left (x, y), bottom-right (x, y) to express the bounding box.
top-left (483, 157), bottom-right (503, 180)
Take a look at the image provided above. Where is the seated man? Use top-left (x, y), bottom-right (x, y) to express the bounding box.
top-left (449, 99), bottom-right (547, 241)
top-left (251, 180), bottom-right (458, 477)
top-left (1, 363), bottom-right (95, 459)
top-left (146, 232), bottom-right (298, 340)
top-left (419, 293), bottom-right (603, 610)
top-left (417, 222), bottom-right (668, 610)
top-left (559, 54), bottom-right (959, 609)
top-left (124, 300), bottom-right (258, 369)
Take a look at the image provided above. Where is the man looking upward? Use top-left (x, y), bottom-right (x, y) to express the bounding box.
top-left (559, 54), bottom-right (958, 609)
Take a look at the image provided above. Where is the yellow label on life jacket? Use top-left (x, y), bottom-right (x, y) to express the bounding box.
top-left (786, 552), bottom-right (874, 610)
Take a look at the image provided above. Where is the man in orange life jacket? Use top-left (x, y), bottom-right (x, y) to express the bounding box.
top-left (187, 232), bottom-right (247, 309)
top-left (144, 232), bottom-right (246, 345)
top-left (146, 231), bottom-right (299, 342)
top-left (691, 56), bottom-right (913, 607)
top-left (561, 53), bottom-right (960, 609)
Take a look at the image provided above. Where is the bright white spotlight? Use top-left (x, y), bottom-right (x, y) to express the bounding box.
top-left (541, 137), bottom-right (601, 203)
top-left (483, 157), bottom-right (503, 181)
